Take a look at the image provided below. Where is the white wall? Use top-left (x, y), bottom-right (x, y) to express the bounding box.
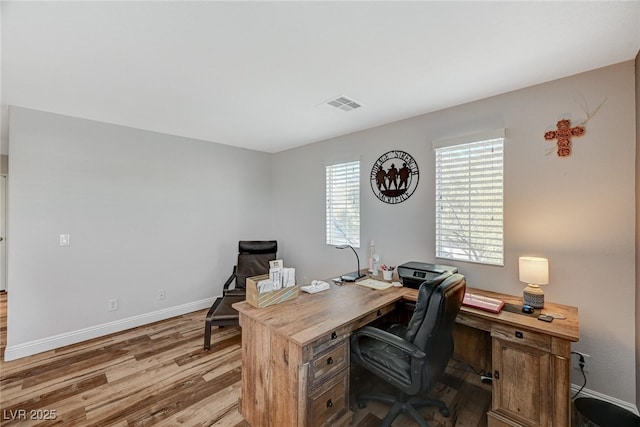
top-left (635, 50), bottom-right (639, 411)
top-left (5, 107), bottom-right (273, 360)
top-left (273, 62), bottom-right (637, 406)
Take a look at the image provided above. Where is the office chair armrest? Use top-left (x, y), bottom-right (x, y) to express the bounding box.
top-left (351, 326), bottom-right (426, 360)
top-left (222, 266), bottom-right (238, 294)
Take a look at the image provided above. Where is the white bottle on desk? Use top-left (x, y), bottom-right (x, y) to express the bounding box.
top-left (368, 241), bottom-right (376, 272)
top-left (371, 253), bottom-right (380, 275)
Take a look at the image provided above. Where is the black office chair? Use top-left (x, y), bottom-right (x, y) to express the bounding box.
top-left (204, 240), bottom-right (277, 350)
top-left (350, 273), bottom-right (466, 427)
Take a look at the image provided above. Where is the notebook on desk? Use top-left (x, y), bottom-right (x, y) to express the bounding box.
top-left (357, 278), bottom-right (393, 290)
top-left (463, 292), bottom-right (505, 313)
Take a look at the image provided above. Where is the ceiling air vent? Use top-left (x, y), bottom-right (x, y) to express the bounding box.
top-left (325, 95), bottom-right (363, 112)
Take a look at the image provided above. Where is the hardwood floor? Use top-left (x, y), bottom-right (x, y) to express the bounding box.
top-left (0, 293), bottom-right (247, 427)
top-left (350, 361), bottom-right (490, 427)
top-left (0, 292), bottom-right (490, 426)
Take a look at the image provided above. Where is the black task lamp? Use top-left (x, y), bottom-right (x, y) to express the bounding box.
top-left (335, 244), bottom-right (366, 282)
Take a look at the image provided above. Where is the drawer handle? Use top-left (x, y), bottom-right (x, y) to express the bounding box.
top-left (377, 309), bottom-right (382, 316)
top-left (494, 370), bottom-right (500, 380)
top-left (515, 331), bottom-right (524, 339)
top-left (331, 332), bottom-right (338, 340)
top-left (327, 357), bottom-right (333, 365)
top-left (326, 399), bottom-right (333, 408)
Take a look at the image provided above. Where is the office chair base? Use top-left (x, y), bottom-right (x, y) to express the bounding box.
top-left (356, 392), bottom-right (449, 427)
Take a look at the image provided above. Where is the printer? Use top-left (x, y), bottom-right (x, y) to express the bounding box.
top-left (397, 261), bottom-right (458, 289)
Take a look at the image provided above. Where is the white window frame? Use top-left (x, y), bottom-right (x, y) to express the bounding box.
top-left (326, 161), bottom-right (360, 248)
top-left (433, 129), bottom-right (505, 266)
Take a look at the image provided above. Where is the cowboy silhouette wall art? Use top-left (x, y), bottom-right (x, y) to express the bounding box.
top-left (370, 150), bottom-right (419, 204)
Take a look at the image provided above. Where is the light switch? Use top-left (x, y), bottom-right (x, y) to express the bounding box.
top-left (60, 234), bottom-right (70, 246)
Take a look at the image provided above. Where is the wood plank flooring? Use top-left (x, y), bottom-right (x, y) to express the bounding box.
top-left (0, 292), bottom-right (490, 426)
top-left (350, 361), bottom-right (490, 427)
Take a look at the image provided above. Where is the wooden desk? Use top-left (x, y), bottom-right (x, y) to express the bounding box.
top-left (233, 282), bottom-right (579, 427)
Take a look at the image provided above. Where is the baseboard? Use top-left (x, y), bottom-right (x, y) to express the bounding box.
top-left (572, 383), bottom-right (639, 415)
top-left (3, 297), bottom-right (215, 361)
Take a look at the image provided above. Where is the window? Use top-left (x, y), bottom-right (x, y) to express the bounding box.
top-left (434, 130), bottom-right (504, 266)
top-left (326, 161), bottom-right (360, 247)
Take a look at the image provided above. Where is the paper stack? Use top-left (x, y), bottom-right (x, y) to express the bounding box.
top-left (257, 260), bottom-right (296, 294)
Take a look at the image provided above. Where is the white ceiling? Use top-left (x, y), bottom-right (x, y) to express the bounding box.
top-left (2, 1), bottom-right (639, 154)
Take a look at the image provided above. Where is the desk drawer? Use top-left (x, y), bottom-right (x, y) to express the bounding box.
top-left (307, 368), bottom-right (349, 427)
top-left (309, 325), bottom-right (351, 357)
top-left (306, 304), bottom-right (396, 359)
top-left (309, 340), bottom-right (349, 388)
top-left (491, 323), bottom-right (551, 352)
top-left (456, 312), bottom-right (491, 332)
top-left (352, 303), bottom-right (397, 331)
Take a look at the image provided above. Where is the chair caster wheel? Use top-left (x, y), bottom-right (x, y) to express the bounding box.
top-left (357, 400), bottom-right (367, 409)
top-left (439, 408), bottom-right (450, 417)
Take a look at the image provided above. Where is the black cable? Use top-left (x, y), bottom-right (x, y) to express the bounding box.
top-left (572, 367), bottom-right (587, 399)
top-left (571, 351), bottom-right (587, 399)
top-left (451, 358), bottom-right (486, 376)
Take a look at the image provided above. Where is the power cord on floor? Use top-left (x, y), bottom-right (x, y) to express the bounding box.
top-left (571, 351), bottom-right (587, 399)
top-left (453, 354), bottom-right (588, 392)
top-left (451, 358), bottom-right (484, 375)
top-left (451, 358), bottom-right (493, 383)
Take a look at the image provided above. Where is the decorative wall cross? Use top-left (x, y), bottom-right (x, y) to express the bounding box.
top-left (544, 119), bottom-right (585, 157)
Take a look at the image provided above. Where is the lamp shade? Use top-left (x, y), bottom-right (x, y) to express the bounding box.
top-left (519, 257), bottom-right (549, 285)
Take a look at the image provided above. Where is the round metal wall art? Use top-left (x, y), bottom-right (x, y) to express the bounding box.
top-left (370, 150), bottom-right (419, 204)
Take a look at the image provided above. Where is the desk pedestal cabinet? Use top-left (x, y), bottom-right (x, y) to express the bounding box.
top-left (238, 315), bottom-right (352, 426)
top-left (235, 283), bottom-right (398, 426)
top-left (234, 284), bottom-right (578, 427)
top-left (455, 294), bottom-right (578, 427)
top-left (490, 322), bottom-right (571, 426)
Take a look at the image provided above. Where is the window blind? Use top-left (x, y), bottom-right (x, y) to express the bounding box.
top-left (326, 161), bottom-right (360, 247)
top-left (434, 137), bottom-right (504, 266)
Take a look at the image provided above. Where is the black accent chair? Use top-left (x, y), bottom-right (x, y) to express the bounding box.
top-left (204, 240), bottom-right (277, 351)
top-left (350, 273), bottom-right (466, 427)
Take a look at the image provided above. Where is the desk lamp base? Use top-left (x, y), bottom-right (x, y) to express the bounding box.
top-left (523, 284), bottom-right (544, 309)
top-left (341, 272), bottom-right (366, 282)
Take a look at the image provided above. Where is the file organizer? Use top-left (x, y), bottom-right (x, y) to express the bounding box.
top-left (246, 274), bottom-right (299, 308)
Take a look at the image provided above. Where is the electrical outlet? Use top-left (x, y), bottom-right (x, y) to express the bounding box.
top-left (108, 298), bottom-right (118, 311)
top-left (573, 352), bottom-right (590, 372)
top-left (59, 234), bottom-right (70, 246)
top-left (157, 289), bottom-right (165, 300)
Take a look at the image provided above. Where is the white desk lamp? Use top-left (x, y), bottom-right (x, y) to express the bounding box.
top-left (519, 256), bottom-right (549, 308)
